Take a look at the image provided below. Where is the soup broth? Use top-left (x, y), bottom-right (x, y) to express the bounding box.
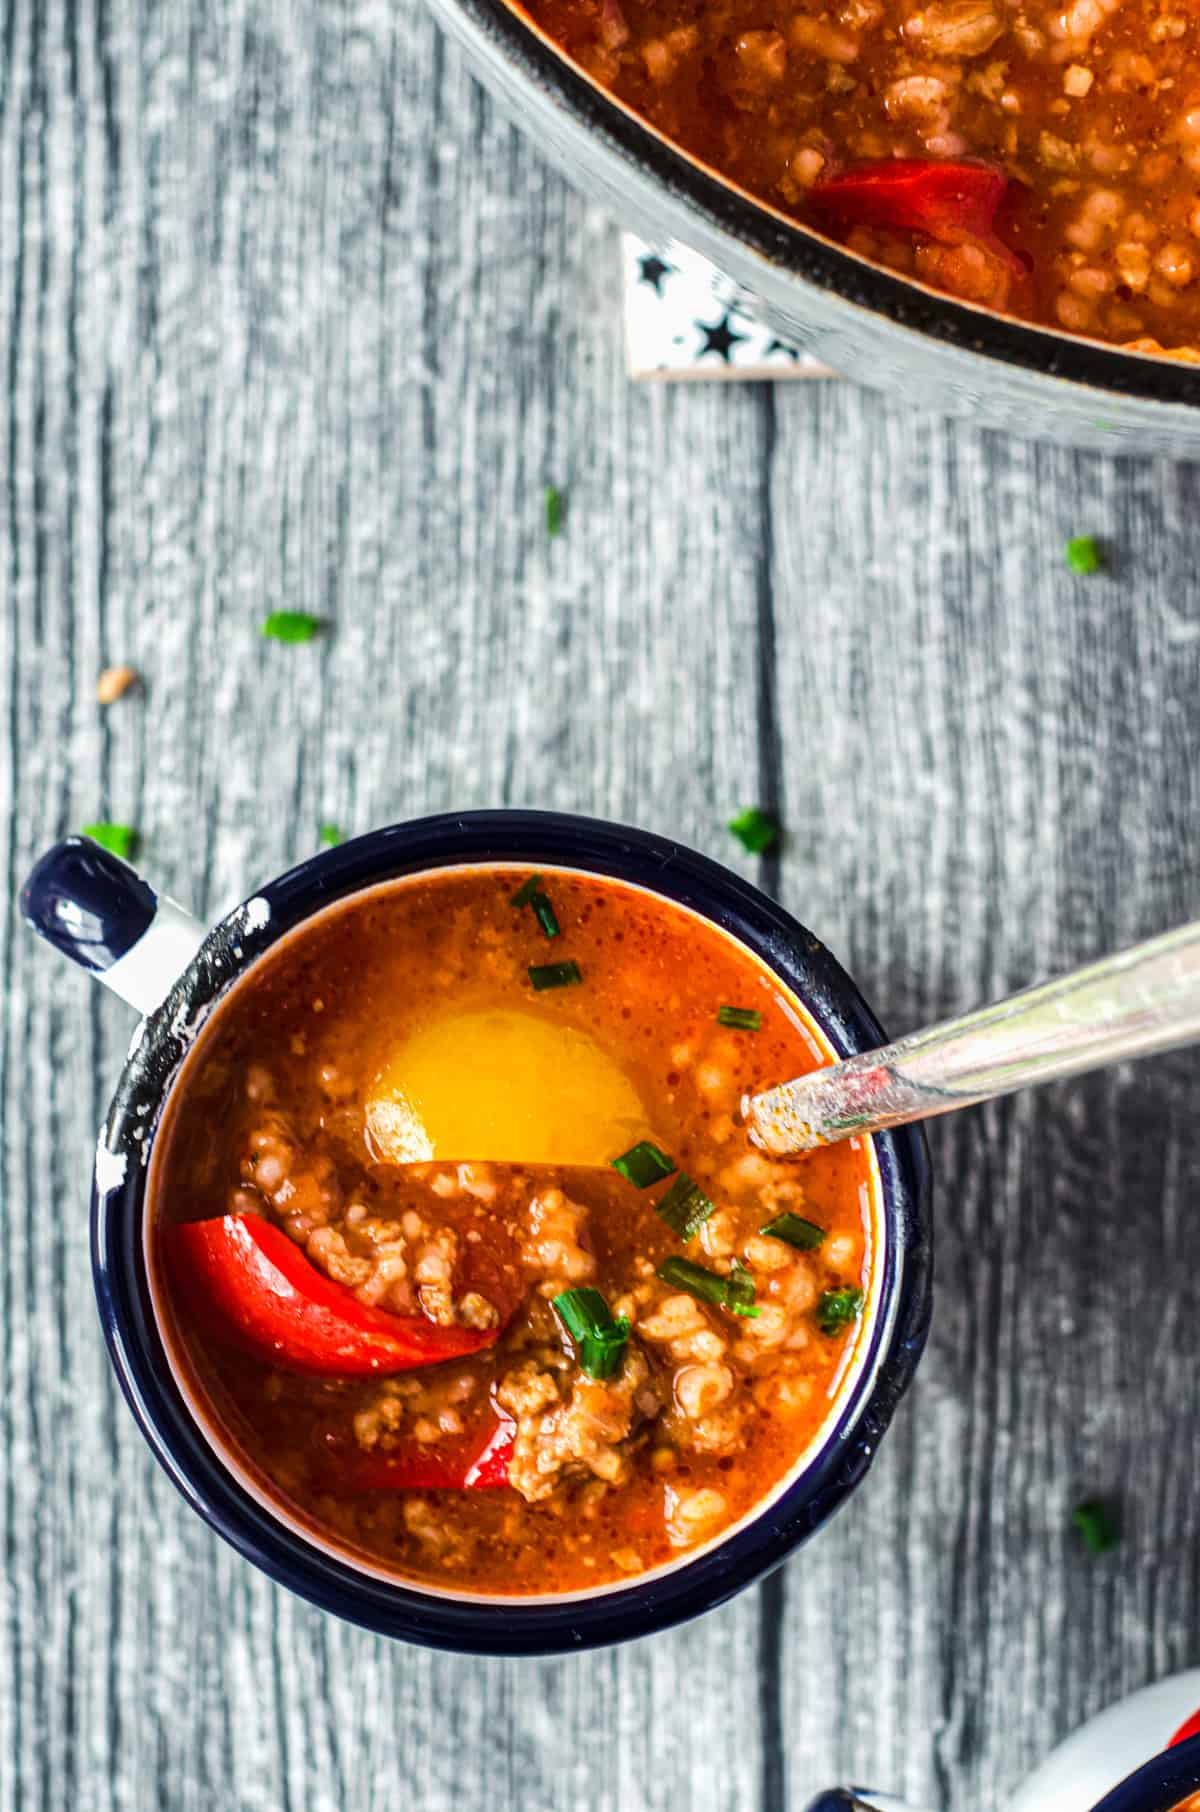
top-left (518, 0), bottom-right (1200, 356)
top-left (149, 866), bottom-right (879, 1594)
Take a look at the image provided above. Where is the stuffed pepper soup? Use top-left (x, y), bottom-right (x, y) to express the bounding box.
top-left (149, 864), bottom-right (880, 1595)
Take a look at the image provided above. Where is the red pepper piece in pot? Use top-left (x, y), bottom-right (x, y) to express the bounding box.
top-left (811, 157), bottom-right (1031, 311)
top-left (168, 1213), bottom-right (503, 1376)
top-left (810, 158), bottom-right (1010, 244)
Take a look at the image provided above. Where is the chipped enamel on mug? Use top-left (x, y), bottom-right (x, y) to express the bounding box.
top-left (806, 1671), bottom-right (1200, 1812)
top-left (22, 812), bottom-right (931, 1654)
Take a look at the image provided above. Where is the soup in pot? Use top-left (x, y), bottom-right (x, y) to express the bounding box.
top-left (518, 0), bottom-right (1200, 356)
top-left (150, 866), bottom-right (879, 1594)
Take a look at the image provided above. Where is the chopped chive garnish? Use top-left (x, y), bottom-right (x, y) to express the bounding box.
top-left (554, 1288), bottom-right (608, 1342)
top-left (718, 1006), bottom-right (762, 1031)
top-left (261, 610), bottom-right (320, 643)
top-left (318, 823), bottom-right (343, 847)
top-left (656, 1256), bottom-right (724, 1306)
top-left (817, 1286), bottom-right (864, 1337)
top-left (725, 1260), bottom-right (762, 1319)
top-left (1072, 1499), bottom-right (1119, 1554)
top-left (545, 485), bottom-right (564, 538)
top-left (612, 1141), bottom-right (677, 1188)
top-left (728, 808), bottom-right (778, 854)
top-left (654, 1173), bottom-right (715, 1242)
top-left (1065, 535), bottom-right (1102, 575)
top-left (531, 892), bottom-right (560, 939)
top-left (553, 1287), bottom-right (630, 1380)
top-left (82, 823), bottom-right (138, 861)
top-left (511, 872), bottom-right (561, 937)
top-left (656, 1255), bottom-right (762, 1319)
top-left (760, 1212), bottom-right (826, 1251)
top-left (528, 959), bottom-right (583, 991)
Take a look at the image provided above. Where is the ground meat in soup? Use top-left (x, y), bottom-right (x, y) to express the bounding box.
top-left (518, 0), bottom-right (1200, 354)
top-left (151, 867), bottom-right (876, 1595)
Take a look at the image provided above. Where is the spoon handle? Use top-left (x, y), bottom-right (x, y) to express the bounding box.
top-left (745, 921), bottom-right (1200, 1155)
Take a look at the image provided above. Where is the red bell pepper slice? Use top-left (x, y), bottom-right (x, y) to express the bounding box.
top-left (168, 1213), bottom-right (501, 1376)
top-left (334, 1406), bottom-right (517, 1492)
top-left (1171, 1707), bottom-right (1200, 1747)
top-left (810, 158), bottom-right (1009, 245)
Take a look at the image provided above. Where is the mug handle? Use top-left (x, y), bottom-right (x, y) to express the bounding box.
top-left (21, 836), bottom-right (206, 1017)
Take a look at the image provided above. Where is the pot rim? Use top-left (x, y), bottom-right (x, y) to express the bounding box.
top-left (448, 0), bottom-right (1200, 414)
top-left (91, 809), bottom-right (932, 1654)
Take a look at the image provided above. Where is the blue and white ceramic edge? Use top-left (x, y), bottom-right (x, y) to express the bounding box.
top-left (1033, 1674), bottom-right (1200, 1812)
top-left (22, 836), bottom-right (207, 1017)
top-left (1090, 1733), bottom-right (1200, 1812)
top-left (805, 1671), bottom-right (1200, 1812)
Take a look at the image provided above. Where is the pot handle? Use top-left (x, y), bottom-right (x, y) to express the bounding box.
top-left (20, 836), bottom-right (206, 1017)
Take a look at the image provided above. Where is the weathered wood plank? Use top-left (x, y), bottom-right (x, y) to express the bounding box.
top-left (769, 387), bottom-right (1200, 1808)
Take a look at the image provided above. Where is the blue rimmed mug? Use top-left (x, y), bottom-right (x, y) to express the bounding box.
top-left (21, 810), bottom-right (931, 1654)
top-left (805, 1671), bottom-right (1200, 1812)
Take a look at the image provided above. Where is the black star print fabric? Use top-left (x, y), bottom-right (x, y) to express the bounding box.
top-left (638, 253), bottom-right (675, 296)
top-left (622, 235), bottom-right (831, 381)
top-left (696, 312), bottom-right (749, 362)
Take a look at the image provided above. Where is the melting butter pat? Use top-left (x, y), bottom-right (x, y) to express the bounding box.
top-left (365, 1008), bottom-right (648, 1165)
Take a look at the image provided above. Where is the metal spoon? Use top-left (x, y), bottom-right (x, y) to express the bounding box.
top-left (744, 921), bottom-right (1200, 1154)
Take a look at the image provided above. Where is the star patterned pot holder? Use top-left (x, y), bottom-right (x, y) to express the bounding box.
top-left (622, 234), bottom-right (834, 381)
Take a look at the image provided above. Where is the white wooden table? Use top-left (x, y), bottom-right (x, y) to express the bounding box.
top-left (3, 3), bottom-right (1200, 1808)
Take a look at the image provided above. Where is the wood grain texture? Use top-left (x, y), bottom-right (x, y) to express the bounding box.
top-left (2, 1), bottom-right (1200, 1809)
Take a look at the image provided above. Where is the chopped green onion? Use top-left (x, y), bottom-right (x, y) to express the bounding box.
top-left (553, 1287), bottom-right (630, 1380)
top-left (511, 872), bottom-right (560, 937)
top-left (318, 823), bottom-right (343, 847)
top-left (261, 610), bottom-right (320, 643)
top-left (531, 892), bottom-right (560, 939)
top-left (718, 1006), bottom-right (762, 1032)
top-left (612, 1141), bottom-right (677, 1189)
top-left (654, 1173), bottom-right (715, 1242)
top-left (1072, 1499), bottom-right (1119, 1554)
top-left (1065, 535), bottom-right (1102, 575)
top-left (545, 485), bottom-right (564, 538)
top-left (554, 1287), bottom-right (610, 1342)
top-left (728, 808), bottom-right (778, 854)
top-left (580, 1326), bottom-right (630, 1378)
top-left (816, 1286), bottom-right (864, 1337)
top-left (760, 1212), bottom-right (826, 1251)
top-left (725, 1260), bottom-right (761, 1319)
top-left (656, 1256), bottom-right (724, 1306)
top-left (528, 959), bottom-right (583, 991)
top-left (656, 1255), bottom-right (762, 1319)
top-left (82, 823), bottom-right (138, 861)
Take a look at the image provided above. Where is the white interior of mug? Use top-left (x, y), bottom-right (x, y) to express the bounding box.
top-left (143, 861), bottom-right (888, 1607)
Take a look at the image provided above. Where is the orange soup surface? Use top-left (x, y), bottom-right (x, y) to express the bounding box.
top-left (150, 867), bottom-right (878, 1594)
